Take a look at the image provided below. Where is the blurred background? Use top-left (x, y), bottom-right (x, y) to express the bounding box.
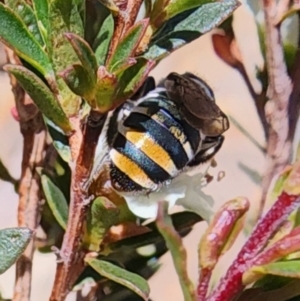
top-left (0, 2), bottom-right (296, 300)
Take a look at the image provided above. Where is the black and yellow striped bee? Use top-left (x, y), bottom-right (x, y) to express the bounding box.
top-left (92, 72), bottom-right (229, 196)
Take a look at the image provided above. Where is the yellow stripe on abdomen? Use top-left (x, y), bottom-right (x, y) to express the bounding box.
top-left (109, 148), bottom-right (158, 191)
top-left (151, 113), bottom-right (194, 161)
top-left (125, 131), bottom-right (178, 177)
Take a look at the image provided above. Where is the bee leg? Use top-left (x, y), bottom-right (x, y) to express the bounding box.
top-left (187, 136), bottom-right (224, 167)
top-left (87, 111), bottom-right (107, 127)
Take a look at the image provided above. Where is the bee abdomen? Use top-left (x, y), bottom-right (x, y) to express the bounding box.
top-left (109, 97), bottom-right (201, 194)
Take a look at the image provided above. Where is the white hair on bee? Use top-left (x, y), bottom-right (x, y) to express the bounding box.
top-left (135, 87), bottom-right (167, 105)
top-left (90, 115), bottom-right (111, 185)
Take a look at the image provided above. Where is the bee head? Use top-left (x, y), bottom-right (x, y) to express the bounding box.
top-left (163, 72), bottom-right (229, 136)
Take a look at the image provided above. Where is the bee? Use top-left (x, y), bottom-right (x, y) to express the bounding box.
top-left (92, 72), bottom-right (229, 196)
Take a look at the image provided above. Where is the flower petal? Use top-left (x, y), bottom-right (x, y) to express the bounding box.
top-left (124, 162), bottom-right (214, 220)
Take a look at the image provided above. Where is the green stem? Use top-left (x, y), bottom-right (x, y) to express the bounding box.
top-left (156, 202), bottom-right (197, 301)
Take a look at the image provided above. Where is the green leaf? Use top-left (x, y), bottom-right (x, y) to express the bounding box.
top-left (145, 0), bottom-right (239, 60)
top-left (5, 65), bottom-right (73, 134)
top-left (238, 162), bottom-right (262, 186)
top-left (110, 211), bottom-right (202, 251)
top-left (60, 64), bottom-right (96, 101)
top-left (265, 166), bottom-right (293, 208)
top-left (77, 212), bottom-right (200, 288)
top-left (83, 197), bottom-right (119, 252)
top-left (0, 227), bottom-right (33, 274)
top-left (41, 174), bottom-right (68, 230)
top-left (94, 13), bottom-right (114, 66)
top-left (93, 66), bottom-right (117, 112)
top-left (6, 0), bottom-right (44, 45)
top-left (97, 0), bottom-right (119, 14)
top-left (44, 117), bottom-right (72, 162)
top-left (229, 116), bottom-right (266, 153)
top-left (64, 33), bottom-right (98, 76)
top-left (85, 258), bottom-right (150, 300)
top-left (151, 0), bottom-right (214, 28)
top-left (284, 43), bottom-right (297, 75)
top-left (114, 57), bottom-right (156, 103)
top-left (145, 0), bottom-right (152, 18)
top-left (156, 202), bottom-right (196, 301)
top-left (0, 3), bottom-right (52, 75)
top-left (0, 159), bottom-right (18, 187)
top-left (113, 58), bottom-right (137, 75)
top-left (254, 274), bottom-right (293, 291)
top-left (165, 0), bottom-right (214, 20)
top-left (150, 0), bottom-right (169, 26)
top-left (108, 19), bottom-right (150, 70)
top-left (200, 197), bottom-right (249, 271)
top-left (32, 0), bottom-right (50, 43)
top-left (48, 0), bottom-right (84, 116)
top-left (239, 279), bottom-right (300, 301)
top-left (85, 1), bottom-right (109, 48)
top-left (252, 261), bottom-right (300, 279)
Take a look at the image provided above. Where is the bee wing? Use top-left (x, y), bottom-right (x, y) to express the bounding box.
top-left (165, 72), bottom-right (221, 120)
top-left (181, 87), bottom-right (221, 120)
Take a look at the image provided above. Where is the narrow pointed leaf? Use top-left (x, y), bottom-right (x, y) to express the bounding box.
top-left (230, 116), bottom-right (266, 153)
top-left (32, 0), bottom-right (50, 43)
top-left (283, 160), bottom-right (300, 195)
top-left (98, 0), bottom-right (119, 14)
top-left (110, 211), bottom-right (202, 251)
top-left (145, 0), bottom-right (152, 17)
top-left (165, 0), bottom-right (214, 20)
top-left (114, 58), bottom-right (156, 104)
top-left (60, 64), bottom-right (96, 101)
top-left (254, 274), bottom-right (293, 291)
top-left (85, 258), bottom-right (150, 300)
top-left (243, 227), bottom-right (300, 285)
top-left (41, 174), bottom-right (68, 230)
top-left (156, 202), bottom-right (196, 301)
top-left (6, 0), bottom-right (44, 45)
top-left (151, 0), bottom-right (214, 28)
top-left (0, 227), bottom-right (33, 274)
top-left (251, 261), bottom-right (300, 279)
top-left (240, 279), bottom-right (300, 301)
top-left (145, 0), bottom-right (239, 60)
top-left (199, 197), bottom-right (249, 270)
top-left (93, 66), bottom-right (117, 112)
top-left (48, 0), bottom-right (84, 115)
top-left (108, 19), bottom-right (150, 70)
top-left (238, 162), bottom-right (262, 186)
top-left (151, 0), bottom-right (170, 22)
top-left (44, 117), bottom-right (72, 163)
top-left (5, 65), bottom-right (73, 133)
top-left (266, 166), bottom-right (292, 207)
top-left (83, 197), bottom-right (119, 252)
top-left (94, 13), bottom-right (114, 66)
top-left (64, 33), bottom-right (98, 76)
top-left (212, 32), bottom-right (239, 67)
top-left (113, 58), bottom-right (137, 76)
top-left (0, 3), bottom-right (52, 75)
top-left (0, 159), bottom-right (18, 186)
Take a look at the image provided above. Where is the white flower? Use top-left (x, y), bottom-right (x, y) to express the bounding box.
top-left (123, 161), bottom-right (215, 221)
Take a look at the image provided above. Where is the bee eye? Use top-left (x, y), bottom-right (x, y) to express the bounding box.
top-left (196, 115), bottom-right (230, 137)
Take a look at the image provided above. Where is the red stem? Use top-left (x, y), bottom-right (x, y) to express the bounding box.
top-left (197, 268), bottom-right (212, 301)
top-left (207, 192), bottom-right (300, 301)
